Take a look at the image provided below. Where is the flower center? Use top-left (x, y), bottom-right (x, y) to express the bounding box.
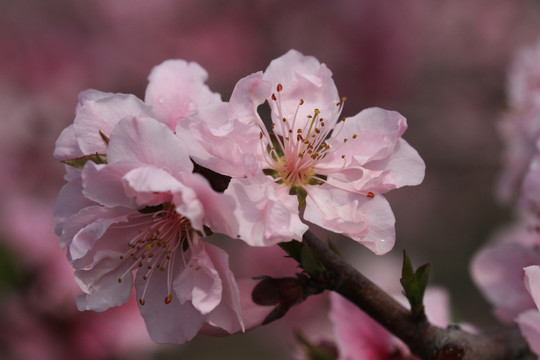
top-left (259, 84), bottom-right (349, 189)
top-left (117, 203), bottom-right (192, 306)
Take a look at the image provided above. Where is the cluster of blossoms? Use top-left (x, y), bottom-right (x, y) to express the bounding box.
top-left (54, 50), bottom-right (425, 344)
top-left (471, 39), bottom-right (540, 355)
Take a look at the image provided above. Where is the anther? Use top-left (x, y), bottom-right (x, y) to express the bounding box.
top-left (164, 294), bottom-right (173, 304)
top-left (139, 299), bottom-right (145, 306)
top-left (367, 192), bottom-right (375, 198)
top-left (277, 84), bottom-right (283, 92)
top-left (271, 94), bottom-right (277, 101)
top-left (352, 134), bottom-right (357, 139)
top-left (299, 99), bottom-right (304, 105)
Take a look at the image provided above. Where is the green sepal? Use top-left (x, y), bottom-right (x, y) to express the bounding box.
top-left (327, 238), bottom-right (340, 256)
top-left (265, 134), bottom-right (285, 162)
top-left (61, 153), bottom-right (107, 169)
top-left (278, 240), bottom-right (303, 264)
top-left (300, 242), bottom-right (325, 276)
top-left (202, 225), bottom-right (213, 236)
top-left (400, 250), bottom-right (430, 315)
top-left (307, 174), bottom-right (327, 186)
top-left (289, 185), bottom-right (307, 209)
top-left (262, 168), bottom-right (280, 179)
top-left (295, 331), bottom-right (337, 360)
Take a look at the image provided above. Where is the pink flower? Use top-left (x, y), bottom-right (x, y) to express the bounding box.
top-left (55, 115), bottom-right (244, 343)
top-left (54, 58), bottom-right (220, 163)
top-left (507, 39), bottom-right (540, 111)
top-left (471, 242), bottom-right (540, 323)
top-left (520, 154), bottom-right (540, 222)
top-left (179, 49), bottom-right (425, 253)
top-left (496, 38), bottom-right (540, 203)
top-left (516, 265), bottom-right (540, 356)
top-left (328, 288), bottom-right (451, 360)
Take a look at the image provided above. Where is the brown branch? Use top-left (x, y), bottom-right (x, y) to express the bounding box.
top-left (302, 230), bottom-right (534, 360)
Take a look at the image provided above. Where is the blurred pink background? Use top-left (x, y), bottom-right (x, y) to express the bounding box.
top-left (1, 1), bottom-right (540, 359)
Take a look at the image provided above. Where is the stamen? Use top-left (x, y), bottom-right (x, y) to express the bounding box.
top-left (259, 84), bottom-right (351, 191)
top-left (116, 204), bottom-right (190, 307)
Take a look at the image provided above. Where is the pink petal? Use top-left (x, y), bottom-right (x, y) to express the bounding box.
top-left (229, 72), bottom-right (272, 123)
top-left (305, 186), bottom-right (395, 255)
top-left (470, 243), bottom-right (540, 323)
top-left (68, 207), bottom-right (130, 261)
top-left (74, 93), bottom-right (153, 155)
top-left (54, 173), bottom-right (95, 236)
top-left (325, 107), bottom-right (407, 166)
top-left (366, 138), bottom-right (425, 188)
top-left (108, 116), bottom-right (193, 174)
top-left (517, 309), bottom-right (540, 356)
top-left (520, 155), bottom-right (540, 215)
top-left (199, 243), bottom-right (244, 333)
top-left (53, 124), bottom-right (84, 160)
top-left (524, 265), bottom-right (540, 310)
top-left (330, 292), bottom-right (398, 359)
top-left (179, 172), bottom-right (239, 238)
top-left (135, 260), bottom-right (205, 344)
top-left (75, 256), bottom-right (134, 312)
top-left (233, 278), bottom-right (274, 331)
top-left (174, 243), bottom-right (223, 315)
top-left (322, 140), bottom-right (424, 194)
top-left (82, 162), bottom-right (138, 208)
top-left (177, 102), bottom-right (261, 177)
top-left (423, 287), bottom-right (451, 328)
top-left (324, 166), bottom-right (391, 194)
top-left (263, 49), bottom-right (339, 131)
top-left (122, 166), bottom-right (182, 207)
top-left (76, 89), bottom-right (113, 107)
top-left (225, 175), bottom-right (308, 246)
top-left (145, 59), bottom-right (221, 130)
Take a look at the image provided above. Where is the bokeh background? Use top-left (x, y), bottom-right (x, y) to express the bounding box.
top-left (2, 1), bottom-right (540, 359)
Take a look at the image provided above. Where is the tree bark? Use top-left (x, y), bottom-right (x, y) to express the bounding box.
top-left (302, 230), bottom-right (534, 360)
